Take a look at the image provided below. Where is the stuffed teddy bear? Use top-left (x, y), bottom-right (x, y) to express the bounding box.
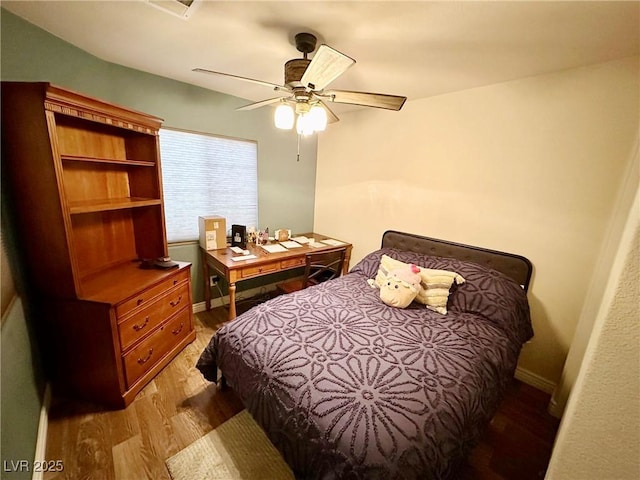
top-left (369, 263), bottom-right (422, 308)
top-left (369, 254), bottom-right (466, 312)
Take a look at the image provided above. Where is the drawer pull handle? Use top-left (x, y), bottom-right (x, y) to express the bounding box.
top-left (172, 322), bottom-right (184, 335)
top-left (173, 279), bottom-right (178, 285)
top-left (137, 348), bottom-right (154, 365)
top-left (133, 317), bottom-right (149, 331)
top-left (170, 295), bottom-right (182, 307)
top-left (137, 298), bottom-right (144, 306)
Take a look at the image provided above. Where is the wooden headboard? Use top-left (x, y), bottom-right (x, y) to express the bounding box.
top-left (381, 230), bottom-right (533, 292)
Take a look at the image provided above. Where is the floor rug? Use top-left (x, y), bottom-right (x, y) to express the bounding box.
top-left (166, 410), bottom-right (295, 480)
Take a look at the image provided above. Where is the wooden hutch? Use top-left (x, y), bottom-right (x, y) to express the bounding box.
top-left (1, 82), bottom-right (195, 408)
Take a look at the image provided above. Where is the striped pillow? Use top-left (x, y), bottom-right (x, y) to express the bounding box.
top-left (415, 269), bottom-right (465, 314)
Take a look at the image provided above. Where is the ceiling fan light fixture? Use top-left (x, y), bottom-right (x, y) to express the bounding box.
top-left (274, 103), bottom-right (294, 130)
top-left (296, 113), bottom-right (316, 136)
top-left (295, 101), bottom-right (310, 115)
top-left (275, 101), bottom-right (325, 134)
top-left (309, 105), bottom-right (327, 132)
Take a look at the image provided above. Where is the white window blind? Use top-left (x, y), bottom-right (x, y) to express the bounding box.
top-left (159, 128), bottom-right (258, 243)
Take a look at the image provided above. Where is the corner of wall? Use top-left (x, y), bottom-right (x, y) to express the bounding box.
top-left (545, 188), bottom-right (639, 478)
top-left (550, 133), bottom-right (639, 417)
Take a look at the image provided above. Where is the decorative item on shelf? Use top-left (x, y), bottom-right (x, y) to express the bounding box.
top-left (154, 256), bottom-right (179, 269)
top-left (247, 226), bottom-right (257, 244)
top-left (256, 227), bottom-right (270, 245)
top-left (231, 224), bottom-right (247, 248)
top-left (275, 229), bottom-right (291, 242)
top-left (139, 257), bottom-right (179, 270)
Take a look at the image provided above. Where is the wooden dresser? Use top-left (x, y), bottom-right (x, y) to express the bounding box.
top-left (1, 82), bottom-right (195, 408)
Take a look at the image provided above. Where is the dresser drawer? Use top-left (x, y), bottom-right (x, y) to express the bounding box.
top-left (116, 269), bottom-right (189, 318)
top-left (123, 308), bottom-right (191, 388)
top-left (240, 262), bottom-right (278, 278)
top-left (118, 282), bottom-right (190, 351)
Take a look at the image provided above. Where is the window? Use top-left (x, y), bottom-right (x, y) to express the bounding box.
top-left (159, 128), bottom-right (258, 243)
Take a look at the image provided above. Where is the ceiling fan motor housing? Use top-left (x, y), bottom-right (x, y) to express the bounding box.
top-left (284, 58), bottom-right (311, 87)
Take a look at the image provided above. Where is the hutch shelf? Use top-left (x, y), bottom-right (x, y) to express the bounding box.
top-left (1, 82), bottom-right (195, 408)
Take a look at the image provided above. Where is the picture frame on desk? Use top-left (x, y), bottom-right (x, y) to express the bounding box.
top-left (231, 224), bottom-right (246, 248)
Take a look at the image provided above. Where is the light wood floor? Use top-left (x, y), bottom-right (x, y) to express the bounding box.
top-left (44, 304), bottom-right (559, 480)
top-left (44, 307), bottom-right (243, 480)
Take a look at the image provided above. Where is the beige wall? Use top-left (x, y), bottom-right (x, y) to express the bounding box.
top-left (314, 57), bottom-right (639, 388)
top-left (550, 139), bottom-right (638, 415)
top-left (545, 189), bottom-right (639, 479)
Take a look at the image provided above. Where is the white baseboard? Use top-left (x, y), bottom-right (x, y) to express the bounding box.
top-left (515, 367), bottom-right (556, 394)
top-left (192, 283), bottom-right (279, 314)
top-left (32, 383), bottom-right (51, 480)
top-left (193, 301), bottom-right (208, 313)
top-left (547, 398), bottom-right (563, 418)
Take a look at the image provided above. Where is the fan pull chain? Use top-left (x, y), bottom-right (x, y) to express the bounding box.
top-left (297, 134), bottom-right (301, 162)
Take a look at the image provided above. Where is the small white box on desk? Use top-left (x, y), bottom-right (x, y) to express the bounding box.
top-left (199, 216), bottom-right (227, 250)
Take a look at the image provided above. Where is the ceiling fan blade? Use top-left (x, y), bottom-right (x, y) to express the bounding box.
top-left (318, 100), bottom-right (340, 124)
top-left (193, 68), bottom-right (288, 92)
top-left (237, 97), bottom-right (289, 111)
top-left (322, 89), bottom-right (407, 111)
top-left (300, 44), bottom-right (355, 91)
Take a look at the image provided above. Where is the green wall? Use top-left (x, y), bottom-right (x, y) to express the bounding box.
top-left (1, 298), bottom-right (42, 480)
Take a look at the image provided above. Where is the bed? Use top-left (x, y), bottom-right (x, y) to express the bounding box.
top-left (196, 230), bottom-right (533, 479)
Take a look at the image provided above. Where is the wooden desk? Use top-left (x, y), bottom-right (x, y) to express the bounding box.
top-left (201, 233), bottom-right (352, 320)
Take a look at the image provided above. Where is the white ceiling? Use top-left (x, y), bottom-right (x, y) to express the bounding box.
top-left (3, 1), bottom-right (639, 113)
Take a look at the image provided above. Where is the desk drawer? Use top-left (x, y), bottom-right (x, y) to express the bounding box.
top-left (240, 262), bottom-right (278, 278)
top-left (280, 257), bottom-right (305, 269)
top-left (123, 307), bottom-right (191, 388)
top-left (118, 283), bottom-right (189, 351)
top-left (116, 269), bottom-right (189, 318)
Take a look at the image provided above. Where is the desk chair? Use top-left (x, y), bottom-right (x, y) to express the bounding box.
top-left (277, 246), bottom-right (347, 294)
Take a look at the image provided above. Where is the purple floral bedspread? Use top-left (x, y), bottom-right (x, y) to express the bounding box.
top-left (197, 249), bottom-right (533, 479)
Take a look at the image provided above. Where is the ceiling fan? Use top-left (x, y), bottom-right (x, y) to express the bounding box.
top-left (193, 32), bottom-right (407, 134)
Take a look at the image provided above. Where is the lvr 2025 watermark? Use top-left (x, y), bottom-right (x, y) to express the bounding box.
top-left (3, 460), bottom-right (64, 473)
